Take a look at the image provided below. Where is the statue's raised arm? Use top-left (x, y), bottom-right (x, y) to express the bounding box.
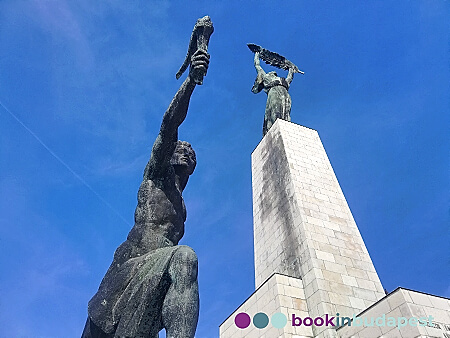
top-left (254, 52), bottom-right (266, 76)
top-left (252, 52), bottom-right (266, 94)
top-left (144, 16), bottom-right (213, 182)
top-left (286, 66), bottom-right (295, 85)
top-left (144, 49), bottom-right (210, 181)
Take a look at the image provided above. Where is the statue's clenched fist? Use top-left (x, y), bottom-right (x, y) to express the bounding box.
top-left (189, 49), bottom-right (210, 81)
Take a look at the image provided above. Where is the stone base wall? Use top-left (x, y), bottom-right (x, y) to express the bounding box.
top-left (219, 273), bottom-right (313, 338)
top-left (337, 288), bottom-right (450, 338)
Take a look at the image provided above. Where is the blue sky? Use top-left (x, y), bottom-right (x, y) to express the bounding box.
top-left (0, 1), bottom-right (448, 337)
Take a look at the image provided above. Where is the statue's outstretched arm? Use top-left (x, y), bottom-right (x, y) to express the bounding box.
top-left (286, 67), bottom-right (295, 85)
top-left (254, 52), bottom-right (266, 77)
top-left (251, 52), bottom-right (266, 94)
top-left (144, 50), bottom-right (210, 179)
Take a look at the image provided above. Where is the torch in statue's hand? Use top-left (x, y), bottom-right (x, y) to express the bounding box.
top-left (176, 16), bottom-right (214, 85)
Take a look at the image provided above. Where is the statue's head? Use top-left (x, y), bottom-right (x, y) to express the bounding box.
top-left (267, 71), bottom-right (278, 79)
top-left (171, 140), bottom-right (197, 177)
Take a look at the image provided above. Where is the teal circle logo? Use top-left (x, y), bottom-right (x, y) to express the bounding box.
top-left (271, 312), bottom-right (288, 328)
top-left (253, 312), bottom-right (269, 329)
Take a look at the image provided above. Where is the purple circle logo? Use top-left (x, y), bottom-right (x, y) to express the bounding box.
top-left (235, 312), bottom-right (251, 329)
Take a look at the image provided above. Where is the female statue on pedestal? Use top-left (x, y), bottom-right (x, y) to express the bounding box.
top-left (248, 43), bottom-right (304, 136)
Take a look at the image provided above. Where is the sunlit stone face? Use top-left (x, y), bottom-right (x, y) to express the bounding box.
top-left (170, 141), bottom-right (196, 175)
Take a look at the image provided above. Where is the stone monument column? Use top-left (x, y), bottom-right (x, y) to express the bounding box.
top-left (220, 119), bottom-right (385, 338)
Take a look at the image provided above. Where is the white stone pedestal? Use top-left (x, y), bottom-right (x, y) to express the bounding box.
top-left (220, 120), bottom-right (385, 338)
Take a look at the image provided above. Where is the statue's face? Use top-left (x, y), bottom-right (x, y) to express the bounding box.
top-left (171, 141), bottom-right (196, 176)
top-left (267, 71), bottom-right (278, 79)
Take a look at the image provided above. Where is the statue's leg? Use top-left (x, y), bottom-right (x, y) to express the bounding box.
top-left (265, 117), bottom-right (274, 135)
top-left (282, 91), bottom-right (292, 121)
top-left (263, 108), bottom-right (272, 136)
top-left (162, 246), bottom-right (199, 338)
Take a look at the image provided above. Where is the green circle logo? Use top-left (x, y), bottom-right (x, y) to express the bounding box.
top-left (253, 312), bottom-right (269, 329)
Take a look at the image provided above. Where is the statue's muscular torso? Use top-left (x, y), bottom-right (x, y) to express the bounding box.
top-left (111, 173), bottom-right (186, 268)
top-left (132, 177), bottom-right (186, 249)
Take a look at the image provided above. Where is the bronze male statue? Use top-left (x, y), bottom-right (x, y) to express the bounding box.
top-left (82, 16), bottom-right (213, 338)
top-left (248, 43), bottom-right (304, 136)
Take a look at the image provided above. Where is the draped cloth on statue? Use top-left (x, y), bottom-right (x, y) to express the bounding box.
top-left (265, 85), bottom-right (291, 121)
top-left (262, 79), bottom-right (291, 136)
top-left (87, 245), bottom-right (181, 337)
